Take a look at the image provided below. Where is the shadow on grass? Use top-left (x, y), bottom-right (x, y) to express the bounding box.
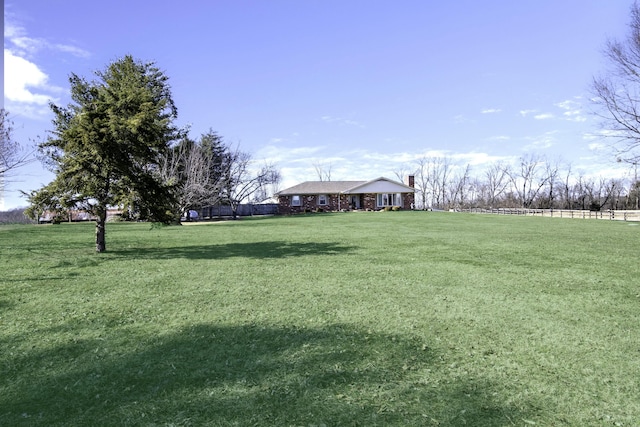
top-left (1, 323), bottom-right (537, 426)
top-left (0, 299), bottom-right (14, 313)
top-left (110, 240), bottom-right (357, 260)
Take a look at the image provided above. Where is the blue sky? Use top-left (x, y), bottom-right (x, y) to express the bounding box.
top-left (2, 0), bottom-right (635, 209)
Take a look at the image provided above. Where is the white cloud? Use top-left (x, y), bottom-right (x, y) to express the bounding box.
top-left (3, 13), bottom-right (90, 118)
top-left (54, 43), bottom-right (91, 58)
top-left (533, 113), bottom-right (554, 120)
top-left (487, 135), bottom-right (510, 141)
top-left (260, 140), bottom-right (633, 194)
top-left (255, 144), bottom-right (325, 164)
top-left (2, 102), bottom-right (53, 121)
top-left (555, 99), bottom-right (579, 110)
top-left (320, 115), bottom-right (365, 128)
top-left (451, 152), bottom-right (509, 166)
top-left (453, 114), bottom-right (477, 124)
top-left (4, 18), bottom-right (90, 58)
top-left (563, 111), bottom-right (587, 122)
top-left (4, 49), bottom-right (60, 105)
top-left (3, 22), bottom-right (41, 55)
top-left (361, 150), bottom-right (417, 164)
top-left (520, 99), bottom-right (587, 122)
top-left (412, 149), bottom-right (451, 159)
top-left (588, 142), bottom-right (608, 151)
top-left (555, 98), bottom-right (587, 122)
top-left (481, 108), bottom-right (501, 114)
top-left (583, 129), bottom-right (622, 141)
top-left (523, 131), bottom-right (558, 150)
top-left (255, 142), bottom-right (559, 193)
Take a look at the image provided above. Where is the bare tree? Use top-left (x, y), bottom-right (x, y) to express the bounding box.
top-left (223, 147), bottom-right (280, 218)
top-left (572, 175), bottom-right (590, 210)
top-left (411, 156), bottom-right (455, 209)
top-left (625, 177), bottom-right (640, 209)
top-left (448, 164), bottom-right (471, 209)
top-left (484, 161), bottom-right (510, 207)
top-left (251, 167), bottom-right (282, 203)
top-left (312, 160), bottom-right (332, 181)
top-left (161, 135), bottom-right (226, 221)
top-left (433, 157), bottom-right (452, 209)
top-left (506, 154), bottom-right (550, 208)
top-left (558, 162), bottom-right (574, 209)
top-left (592, 1), bottom-right (640, 165)
top-left (537, 159), bottom-right (561, 209)
top-left (585, 177), bottom-right (623, 211)
top-left (393, 167), bottom-right (410, 184)
top-left (0, 109), bottom-right (33, 178)
top-left (412, 157), bottom-right (433, 209)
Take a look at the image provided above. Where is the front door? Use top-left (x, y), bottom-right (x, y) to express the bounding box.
top-left (350, 195), bottom-right (361, 209)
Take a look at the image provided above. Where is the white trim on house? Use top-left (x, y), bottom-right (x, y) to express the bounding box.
top-left (342, 177), bottom-right (414, 194)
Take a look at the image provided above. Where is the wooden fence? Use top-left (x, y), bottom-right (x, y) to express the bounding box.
top-left (196, 203), bottom-right (279, 219)
top-left (463, 208), bottom-right (640, 222)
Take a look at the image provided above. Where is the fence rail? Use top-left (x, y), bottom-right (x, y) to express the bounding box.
top-left (462, 208), bottom-right (640, 222)
top-left (196, 203), bottom-right (279, 219)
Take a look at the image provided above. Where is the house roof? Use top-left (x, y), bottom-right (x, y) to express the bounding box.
top-left (276, 181), bottom-right (366, 195)
top-left (276, 177), bottom-right (414, 196)
top-left (343, 176), bottom-right (414, 193)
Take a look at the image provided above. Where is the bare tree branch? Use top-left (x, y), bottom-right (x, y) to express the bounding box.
top-left (592, 2), bottom-right (640, 164)
top-left (0, 109), bottom-right (34, 178)
top-left (312, 160), bottom-right (332, 181)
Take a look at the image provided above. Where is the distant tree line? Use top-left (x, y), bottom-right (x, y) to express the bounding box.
top-left (0, 208), bottom-right (34, 224)
top-left (402, 153), bottom-right (639, 212)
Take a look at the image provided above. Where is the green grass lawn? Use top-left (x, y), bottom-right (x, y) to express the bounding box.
top-left (1, 212), bottom-right (638, 426)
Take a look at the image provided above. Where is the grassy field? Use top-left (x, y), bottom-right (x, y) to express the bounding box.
top-left (1, 211), bottom-right (638, 426)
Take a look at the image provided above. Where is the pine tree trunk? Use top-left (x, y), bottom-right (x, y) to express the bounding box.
top-left (95, 210), bottom-right (107, 252)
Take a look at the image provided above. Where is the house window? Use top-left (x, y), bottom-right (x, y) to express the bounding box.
top-left (318, 194), bottom-right (328, 205)
top-left (291, 195), bottom-right (301, 206)
top-left (377, 193), bottom-right (402, 207)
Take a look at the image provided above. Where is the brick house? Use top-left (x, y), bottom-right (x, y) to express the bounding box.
top-left (276, 176), bottom-right (415, 214)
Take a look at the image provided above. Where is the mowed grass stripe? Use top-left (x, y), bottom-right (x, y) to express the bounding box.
top-left (1, 212), bottom-right (638, 426)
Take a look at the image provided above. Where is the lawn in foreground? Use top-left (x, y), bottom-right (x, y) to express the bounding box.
top-left (1, 212), bottom-right (638, 426)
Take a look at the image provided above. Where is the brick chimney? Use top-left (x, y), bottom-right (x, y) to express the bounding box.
top-left (405, 175), bottom-right (415, 188)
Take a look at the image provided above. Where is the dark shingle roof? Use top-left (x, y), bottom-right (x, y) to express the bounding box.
top-left (276, 181), bottom-right (366, 195)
